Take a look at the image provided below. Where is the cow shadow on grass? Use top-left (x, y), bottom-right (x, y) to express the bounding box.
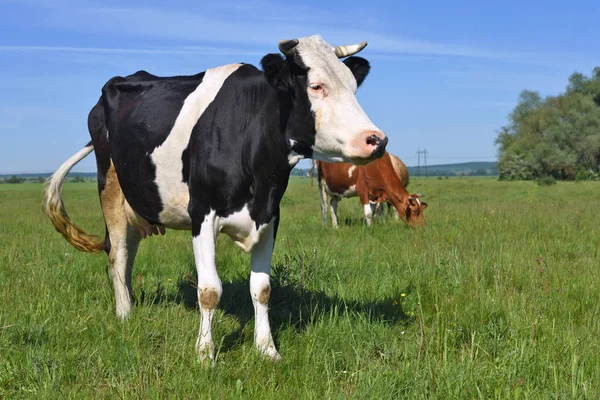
top-left (141, 262), bottom-right (413, 355)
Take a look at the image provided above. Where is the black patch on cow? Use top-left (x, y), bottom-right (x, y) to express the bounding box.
top-left (181, 145), bottom-right (190, 184)
top-left (343, 57), bottom-right (371, 87)
top-left (188, 59), bottom-right (317, 236)
top-left (87, 99), bottom-right (110, 194)
top-left (100, 70), bottom-right (205, 223)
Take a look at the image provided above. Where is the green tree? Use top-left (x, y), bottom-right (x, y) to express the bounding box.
top-left (496, 67), bottom-right (600, 180)
top-left (5, 175), bottom-right (23, 184)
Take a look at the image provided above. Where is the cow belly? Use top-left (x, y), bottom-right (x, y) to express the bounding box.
top-left (218, 205), bottom-right (272, 253)
top-left (325, 183), bottom-right (357, 199)
top-left (156, 186), bottom-right (192, 229)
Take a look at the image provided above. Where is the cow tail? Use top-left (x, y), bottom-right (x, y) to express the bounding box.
top-left (310, 159), bottom-right (317, 187)
top-left (43, 143), bottom-right (104, 254)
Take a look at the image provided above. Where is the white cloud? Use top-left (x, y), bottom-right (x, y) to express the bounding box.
top-left (4, 0), bottom-right (521, 61)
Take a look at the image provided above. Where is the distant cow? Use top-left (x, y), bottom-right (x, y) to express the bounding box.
top-left (376, 154), bottom-right (410, 217)
top-left (43, 35), bottom-right (387, 362)
top-left (316, 153), bottom-right (426, 227)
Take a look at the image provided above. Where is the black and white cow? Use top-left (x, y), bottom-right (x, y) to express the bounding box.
top-left (44, 35), bottom-right (387, 361)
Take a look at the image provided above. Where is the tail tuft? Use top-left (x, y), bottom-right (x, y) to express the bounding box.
top-left (42, 145), bottom-right (104, 254)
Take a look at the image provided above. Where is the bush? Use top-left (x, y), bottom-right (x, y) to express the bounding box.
top-left (4, 175), bottom-right (24, 184)
top-left (535, 176), bottom-right (557, 186)
top-left (70, 176), bottom-right (86, 183)
top-left (575, 167), bottom-right (600, 181)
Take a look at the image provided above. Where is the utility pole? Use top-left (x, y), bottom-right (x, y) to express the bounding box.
top-left (416, 149), bottom-right (421, 177)
top-left (423, 148), bottom-right (428, 178)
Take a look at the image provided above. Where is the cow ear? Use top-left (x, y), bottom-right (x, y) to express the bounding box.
top-left (343, 56), bottom-right (370, 87)
top-left (421, 201), bottom-right (428, 210)
top-left (261, 53), bottom-right (287, 90)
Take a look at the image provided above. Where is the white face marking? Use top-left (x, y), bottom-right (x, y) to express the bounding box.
top-left (293, 36), bottom-right (382, 162)
top-left (151, 63), bottom-right (242, 228)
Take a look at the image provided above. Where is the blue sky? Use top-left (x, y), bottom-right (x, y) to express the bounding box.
top-left (1, 0), bottom-right (599, 173)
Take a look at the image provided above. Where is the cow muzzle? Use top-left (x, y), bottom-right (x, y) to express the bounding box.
top-left (348, 130), bottom-right (388, 165)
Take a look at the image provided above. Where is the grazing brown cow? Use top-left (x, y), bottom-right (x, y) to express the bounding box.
top-left (376, 154), bottom-right (410, 218)
top-left (316, 153), bottom-right (427, 227)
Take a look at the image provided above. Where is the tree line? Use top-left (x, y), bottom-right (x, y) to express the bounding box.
top-left (495, 67), bottom-right (600, 181)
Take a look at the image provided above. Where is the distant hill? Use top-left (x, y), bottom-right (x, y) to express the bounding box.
top-left (0, 172), bottom-right (97, 179)
top-left (407, 161), bottom-right (498, 177)
top-left (1, 161), bottom-right (498, 182)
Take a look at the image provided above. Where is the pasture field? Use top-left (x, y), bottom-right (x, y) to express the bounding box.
top-left (1, 177), bottom-right (599, 398)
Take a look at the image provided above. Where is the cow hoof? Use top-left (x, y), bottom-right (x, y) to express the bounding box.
top-left (258, 345), bottom-right (281, 361)
top-left (115, 305), bottom-right (131, 321)
top-left (196, 341), bottom-right (215, 363)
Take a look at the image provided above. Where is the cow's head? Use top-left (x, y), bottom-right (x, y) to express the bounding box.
top-left (405, 195), bottom-right (427, 228)
top-left (261, 35), bottom-right (387, 165)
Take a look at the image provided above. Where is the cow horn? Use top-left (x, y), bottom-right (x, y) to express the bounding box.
top-left (278, 39), bottom-right (299, 55)
top-left (334, 41), bottom-right (368, 58)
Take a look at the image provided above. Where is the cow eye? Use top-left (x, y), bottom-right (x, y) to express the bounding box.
top-left (309, 83), bottom-right (323, 91)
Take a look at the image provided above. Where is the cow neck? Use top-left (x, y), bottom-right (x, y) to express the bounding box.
top-left (386, 182), bottom-right (411, 224)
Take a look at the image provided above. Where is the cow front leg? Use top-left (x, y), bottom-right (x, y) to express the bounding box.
top-left (250, 221), bottom-right (280, 361)
top-left (191, 210), bottom-right (221, 361)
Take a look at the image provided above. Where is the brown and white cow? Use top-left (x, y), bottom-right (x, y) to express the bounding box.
top-left (375, 154), bottom-right (410, 218)
top-left (316, 152), bottom-right (427, 227)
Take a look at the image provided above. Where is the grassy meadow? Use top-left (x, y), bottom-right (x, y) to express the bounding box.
top-left (1, 177), bottom-right (599, 398)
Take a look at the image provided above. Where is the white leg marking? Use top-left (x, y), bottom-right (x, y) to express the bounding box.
top-left (250, 221), bottom-right (280, 360)
top-left (392, 203), bottom-right (400, 220)
top-left (110, 226), bottom-right (141, 320)
top-left (330, 197), bottom-right (339, 228)
top-left (363, 203), bottom-right (373, 226)
top-left (192, 211), bottom-right (221, 361)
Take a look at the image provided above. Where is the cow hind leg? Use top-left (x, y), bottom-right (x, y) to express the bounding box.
top-left (250, 221), bottom-right (280, 360)
top-left (107, 225), bottom-right (141, 319)
top-left (101, 163), bottom-right (142, 319)
top-left (329, 197), bottom-right (340, 228)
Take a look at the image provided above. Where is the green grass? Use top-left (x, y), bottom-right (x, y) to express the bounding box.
top-left (1, 177), bottom-right (599, 398)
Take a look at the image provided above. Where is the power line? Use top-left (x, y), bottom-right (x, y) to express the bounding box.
top-left (401, 155), bottom-right (497, 160)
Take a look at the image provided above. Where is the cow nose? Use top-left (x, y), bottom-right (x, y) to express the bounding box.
top-left (363, 130), bottom-right (387, 156)
top-left (366, 134), bottom-right (381, 146)
top-left (370, 135), bottom-right (388, 159)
